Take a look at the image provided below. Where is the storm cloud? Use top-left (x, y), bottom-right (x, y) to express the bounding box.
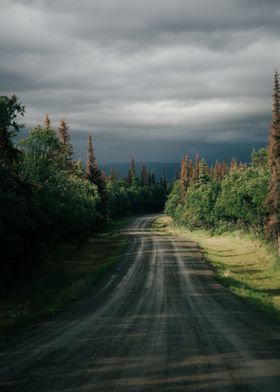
top-left (1, 0), bottom-right (280, 162)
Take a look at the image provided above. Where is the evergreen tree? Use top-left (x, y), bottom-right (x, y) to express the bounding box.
top-left (148, 171), bottom-right (155, 185)
top-left (85, 134), bottom-right (107, 219)
top-left (86, 135), bottom-right (102, 185)
top-left (180, 155), bottom-right (193, 192)
top-left (180, 157), bottom-right (187, 188)
top-left (251, 148), bottom-right (268, 168)
top-left (44, 113), bottom-right (51, 129)
top-left (74, 158), bottom-right (84, 177)
top-left (140, 163), bottom-right (148, 186)
top-left (198, 159), bottom-right (210, 184)
top-left (101, 170), bottom-right (107, 184)
top-left (213, 161), bottom-right (227, 181)
top-left (213, 161), bottom-right (219, 181)
top-left (127, 157), bottom-right (137, 186)
top-left (230, 158), bottom-right (238, 172)
top-left (193, 154), bottom-right (201, 182)
top-left (239, 162), bottom-right (247, 170)
top-left (266, 70), bottom-right (280, 250)
top-left (160, 168), bottom-right (167, 189)
top-left (127, 170), bottom-right (132, 186)
top-left (222, 160), bottom-right (228, 178)
top-left (109, 168), bottom-right (118, 182)
top-left (130, 156), bottom-right (136, 177)
top-left (58, 118), bottom-right (73, 167)
top-left (59, 118), bottom-right (70, 145)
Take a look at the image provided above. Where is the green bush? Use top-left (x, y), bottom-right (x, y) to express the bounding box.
top-left (214, 167), bottom-right (269, 231)
top-left (165, 155), bottom-right (270, 235)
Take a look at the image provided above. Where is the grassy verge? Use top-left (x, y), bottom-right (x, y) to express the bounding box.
top-left (153, 215), bottom-right (280, 321)
top-left (0, 217), bottom-right (131, 335)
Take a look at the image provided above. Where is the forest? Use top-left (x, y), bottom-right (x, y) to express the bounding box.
top-left (1, 71), bottom-right (280, 281)
top-left (0, 97), bottom-right (168, 278)
top-left (165, 71), bottom-right (280, 254)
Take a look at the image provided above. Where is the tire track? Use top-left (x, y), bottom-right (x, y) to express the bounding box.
top-left (0, 216), bottom-right (279, 392)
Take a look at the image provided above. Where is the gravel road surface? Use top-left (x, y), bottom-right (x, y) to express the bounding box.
top-left (0, 215), bottom-right (280, 391)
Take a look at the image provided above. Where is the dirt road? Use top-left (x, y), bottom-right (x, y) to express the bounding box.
top-left (0, 216), bottom-right (280, 391)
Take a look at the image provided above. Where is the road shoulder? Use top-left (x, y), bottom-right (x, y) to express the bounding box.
top-left (152, 215), bottom-right (280, 322)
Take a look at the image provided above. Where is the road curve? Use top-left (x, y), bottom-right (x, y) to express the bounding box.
top-left (0, 215), bottom-right (280, 392)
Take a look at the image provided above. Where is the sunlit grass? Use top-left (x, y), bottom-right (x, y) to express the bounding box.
top-left (153, 216), bottom-right (280, 321)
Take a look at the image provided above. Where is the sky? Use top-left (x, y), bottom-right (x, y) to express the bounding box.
top-left (1, 0), bottom-right (280, 163)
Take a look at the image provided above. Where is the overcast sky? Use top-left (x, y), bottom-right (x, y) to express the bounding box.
top-left (1, 0), bottom-right (280, 163)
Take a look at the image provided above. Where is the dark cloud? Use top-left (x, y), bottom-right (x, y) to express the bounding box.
top-left (2, 0), bottom-right (280, 162)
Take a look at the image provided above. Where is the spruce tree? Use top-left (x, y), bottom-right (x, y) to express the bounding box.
top-left (198, 159), bottom-right (209, 184)
top-left (101, 170), bottom-right (107, 184)
top-left (58, 118), bottom-right (73, 167)
top-left (222, 160), bottom-right (228, 178)
top-left (180, 157), bottom-right (187, 189)
top-left (266, 70), bottom-right (280, 250)
top-left (109, 168), bottom-right (118, 182)
top-left (127, 169), bottom-right (132, 186)
top-left (44, 113), bottom-right (51, 129)
top-left (213, 161), bottom-right (219, 181)
top-left (140, 163), bottom-right (148, 186)
top-left (86, 134), bottom-right (102, 185)
top-left (213, 161), bottom-right (226, 181)
top-left (180, 155), bottom-right (193, 191)
top-left (193, 154), bottom-right (201, 182)
top-left (85, 134), bottom-right (107, 218)
top-left (131, 157), bottom-right (136, 177)
top-left (160, 168), bottom-right (167, 189)
top-left (148, 171), bottom-right (155, 185)
top-left (59, 118), bottom-right (70, 145)
top-left (163, 168), bottom-right (167, 189)
top-left (127, 157), bottom-right (137, 186)
top-left (230, 158), bottom-right (238, 172)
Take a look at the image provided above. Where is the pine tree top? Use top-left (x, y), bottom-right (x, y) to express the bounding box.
top-left (44, 113), bottom-right (51, 129)
top-left (272, 69), bottom-right (280, 124)
top-left (59, 118), bottom-right (70, 145)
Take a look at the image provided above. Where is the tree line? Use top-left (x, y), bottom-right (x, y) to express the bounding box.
top-left (165, 70), bottom-right (280, 253)
top-left (0, 97), bottom-right (168, 277)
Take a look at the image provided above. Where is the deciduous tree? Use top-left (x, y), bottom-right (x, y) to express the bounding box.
top-left (0, 94), bottom-right (25, 165)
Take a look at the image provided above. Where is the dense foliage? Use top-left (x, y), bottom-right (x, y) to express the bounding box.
top-left (107, 178), bottom-right (168, 217)
top-left (165, 72), bottom-right (280, 251)
top-left (0, 96), bottom-right (168, 277)
top-left (165, 71), bottom-right (280, 247)
top-left (165, 151), bottom-right (270, 234)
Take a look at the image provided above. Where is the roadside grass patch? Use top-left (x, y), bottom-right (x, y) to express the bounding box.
top-left (0, 218), bottom-right (130, 335)
top-left (153, 216), bottom-right (280, 321)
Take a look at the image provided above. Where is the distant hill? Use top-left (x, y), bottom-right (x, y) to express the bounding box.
top-left (100, 162), bottom-right (180, 183)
